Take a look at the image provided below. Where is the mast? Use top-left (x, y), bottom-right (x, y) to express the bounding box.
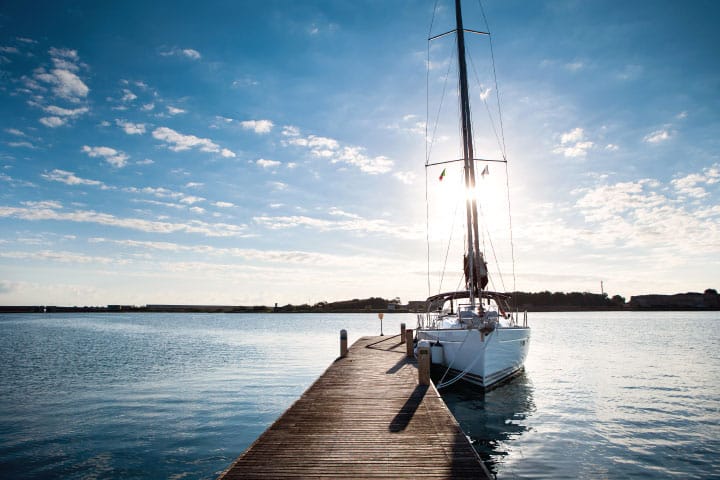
top-left (454, 0), bottom-right (488, 305)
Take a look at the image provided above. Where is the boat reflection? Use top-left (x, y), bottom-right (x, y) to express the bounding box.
top-left (437, 370), bottom-right (536, 475)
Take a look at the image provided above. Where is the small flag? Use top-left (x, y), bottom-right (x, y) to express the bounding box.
top-left (439, 168), bottom-right (446, 181)
top-left (481, 165), bottom-right (489, 177)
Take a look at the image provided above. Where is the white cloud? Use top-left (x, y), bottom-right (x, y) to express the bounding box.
top-left (8, 141), bottom-right (37, 149)
top-left (328, 207), bottom-right (360, 219)
top-left (393, 171), bottom-right (417, 184)
top-left (121, 89), bottom-right (137, 102)
top-left (182, 48), bottom-right (201, 60)
top-left (34, 67), bottom-right (89, 101)
top-left (116, 119), bottom-right (146, 135)
top-left (5, 128), bottom-right (25, 136)
top-left (48, 47), bottom-right (79, 63)
top-left (44, 105), bottom-right (88, 117)
top-left (643, 129), bottom-right (672, 144)
top-left (42, 169), bottom-right (109, 189)
top-left (282, 125), bottom-right (300, 137)
top-left (179, 195), bottom-right (205, 205)
top-left (671, 165), bottom-right (720, 199)
top-left (253, 212), bottom-right (421, 239)
top-left (240, 119), bottom-right (274, 134)
top-left (268, 181), bottom-right (288, 191)
top-left (285, 128), bottom-right (394, 174)
top-left (160, 47), bottom-right (202, 60)
top-left (563, 167), bottom-right (720, 257)
top-left (257, 158), bottom-right (281, 169)
top-left (220, 148), bottom-right (236, 158)
top-left (605, 144), bottom-right (619, 151)
top-left (554, 127), bottom-right (594, 158)
top-left (152, 127), bottom-right (229, 157)
top-left (123, 186), bottom-right (183, 199)
top-left (82, 145), bottom-right (129, 168)
top-left (0, 202), bottom-right (247, 237)
top-left (560, 127), bottom-right (584, 144)
top-left (167, 106), bottom-right (186, 115)
top-left (214, 201), bottom-right (234, 208)
top-left (39, 116), bottom-right (66, 128)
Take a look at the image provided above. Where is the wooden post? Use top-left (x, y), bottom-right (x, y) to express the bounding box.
top-left (400, 323), bottom-right (406, 343)
top-left (340, 329), bottom-right (348, 357)
top-left (405, 328), bottom-right (414, 357)
top-left (418, 345), bottom-right (430, 385)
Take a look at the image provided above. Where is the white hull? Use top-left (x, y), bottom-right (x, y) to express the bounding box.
top-left (417, 326), bottom-right (530, 389)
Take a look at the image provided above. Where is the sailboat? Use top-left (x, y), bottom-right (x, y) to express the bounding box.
top-left (415, 0), bottom-right (530, 390)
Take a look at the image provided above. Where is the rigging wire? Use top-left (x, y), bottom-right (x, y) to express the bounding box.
top-left (477, 0), bottom-right (518, 297)
top-left (425, 0), bottom-right (440, 298)
top-left (438, 174), bottom-right (464, 293)
top-left (477, 200), bottom-right (507, 293)
top-left (426, 0), bottom-right (457, 296)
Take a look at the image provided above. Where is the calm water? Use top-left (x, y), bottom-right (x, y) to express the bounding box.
top-left (0, 312), bottom-right (718, 479)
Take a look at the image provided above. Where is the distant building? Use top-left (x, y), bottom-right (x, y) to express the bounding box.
top-left (629, 291), bottom-right (718, 309)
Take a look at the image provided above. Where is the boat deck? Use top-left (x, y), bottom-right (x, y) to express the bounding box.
top-left (218, 334), bottom-right (491, 479)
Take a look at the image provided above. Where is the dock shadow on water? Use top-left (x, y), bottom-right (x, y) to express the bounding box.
top-left (389, 384), bottom-right (429, 432)
top-left (438, 371), bottom-right (536, 475)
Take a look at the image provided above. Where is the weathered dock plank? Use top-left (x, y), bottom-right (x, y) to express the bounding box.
top-left (218, 335), bottom-right (491, 479)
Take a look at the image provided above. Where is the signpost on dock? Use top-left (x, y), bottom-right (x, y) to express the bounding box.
top-left (378, 312), bottom-right (384, 336)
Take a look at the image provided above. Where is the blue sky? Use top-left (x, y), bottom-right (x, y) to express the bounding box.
top-left (1, 0), bottom-right (718, 306)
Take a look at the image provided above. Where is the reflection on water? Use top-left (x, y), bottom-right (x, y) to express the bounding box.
top-left (440, 371), bottom-right (535, 475)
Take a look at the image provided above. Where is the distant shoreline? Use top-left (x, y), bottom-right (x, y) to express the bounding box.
top-left (1, 305), bottom-right (718, 314)
top-left (2, 290), bottom-right (718, 314)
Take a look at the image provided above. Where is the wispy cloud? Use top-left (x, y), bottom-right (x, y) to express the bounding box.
top-left (564, 61), bottom-right (584, 72)
top-left (167, 106), bottom-right (186, 115)
top-left (159, 47), bottom-right (202, 60)
top-left (82, 145), bottom-right (129, 168)
top-left (565, 166), bottom-right (720, 255)
top-left (671, 164), bottom-right (719, 199)
top-left (42, 169), bottom-right (111, 189)
top-left (643, 129), bottom-right (672, 144)
top-left (43, 105), bottom-right (89, 117)
top-left (0, 201), bottom-right (247, 237)
top-left (152, 127), bottom-right (235, 157)
top-left (283, 126), bottom-right (393, 174)
top-left (253, 212), bottom-right (421, 239)
top-left (393, 171), bottom-right (417, 185)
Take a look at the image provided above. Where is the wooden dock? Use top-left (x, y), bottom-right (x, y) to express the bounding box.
top-left (219, 334), bottom-right (491, 479)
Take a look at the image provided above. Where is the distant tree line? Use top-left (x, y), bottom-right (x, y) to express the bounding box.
top-left (510, 291), bottom-right (626, 309)
top-left (275, 297), bottom-right (392, 313)
top-left (3, 289), bottom-right (717, 314)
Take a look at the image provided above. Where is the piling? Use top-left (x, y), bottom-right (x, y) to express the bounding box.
top-left (340, 329), bottom-right (348, 357)
top-left (400, 322), bottom-right (406, 343)
top-left (418, 345), bottom-right (431, 385)
top-left (405, 328), bottom-right (414, 357)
